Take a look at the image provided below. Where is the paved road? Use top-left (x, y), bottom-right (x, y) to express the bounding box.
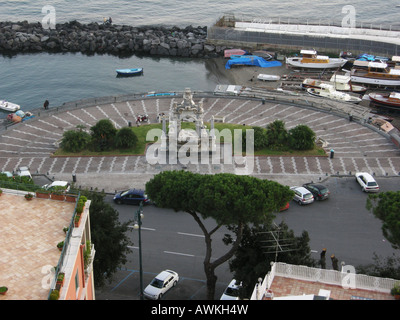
top-left (1, 95), bottom-right (399, 192)
top-left (94, 176), bottom-right (399, 300)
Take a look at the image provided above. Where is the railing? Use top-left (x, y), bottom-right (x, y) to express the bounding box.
top-left (232, 15), bottom-right (400, 32)
top-left (47, 191), bottom-right (80, 299)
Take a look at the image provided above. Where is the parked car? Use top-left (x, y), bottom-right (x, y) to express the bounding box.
top-left (355, 172), bottom-right (379, 192)
top-left (220, 279), bottom-right (242, 300)
top-left (302, 183), bottom-right (330, 201)
top-left (279, 202), bottom-right (290, 211)
top-left (144, 270), bottom-right (179, 300)
top-left (0, 171), bottom-right (13, 178)
top-left (16, 166), bottom-right (32, 179)
top-left (113, 189), bottom-right (150, 205)
top-left (290, 186), bottom-right (314, 205)
top-left (42, 181), bottom-right (71, 192)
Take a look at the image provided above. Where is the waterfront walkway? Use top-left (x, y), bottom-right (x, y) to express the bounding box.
top-left (1, 94), bottom-right (399, 192)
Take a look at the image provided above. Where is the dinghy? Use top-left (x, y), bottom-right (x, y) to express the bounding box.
top-left (116, 68), bottom-right (143, 76)
top-left (0, 100), bottom-right (21, 112)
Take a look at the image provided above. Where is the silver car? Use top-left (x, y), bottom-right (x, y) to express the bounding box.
top-left (290, 186), bottom-right (314, 205)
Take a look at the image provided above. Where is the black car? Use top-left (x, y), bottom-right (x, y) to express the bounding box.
top-left (113, 189), bottom-right (150, 205)
top-left (302, 183), bottom-right (330, 201)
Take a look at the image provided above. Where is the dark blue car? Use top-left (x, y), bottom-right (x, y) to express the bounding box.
top-left (113, 189), bottom-right (150, 205)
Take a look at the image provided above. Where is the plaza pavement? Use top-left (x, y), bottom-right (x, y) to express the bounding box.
top-left (1, 94), bottom-right (400, 192)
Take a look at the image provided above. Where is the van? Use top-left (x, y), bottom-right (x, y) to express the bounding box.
top-left (290, 186), bottom-right (314, 205)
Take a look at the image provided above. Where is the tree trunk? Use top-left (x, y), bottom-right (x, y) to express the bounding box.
top-left (187, 210), bottom-right (245, 300)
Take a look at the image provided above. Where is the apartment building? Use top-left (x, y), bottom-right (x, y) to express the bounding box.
top-left (0, 189), bottom-right (95, 300)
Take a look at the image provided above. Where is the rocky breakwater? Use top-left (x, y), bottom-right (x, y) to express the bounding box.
top-left (0, 20), bottom-right (223, 57)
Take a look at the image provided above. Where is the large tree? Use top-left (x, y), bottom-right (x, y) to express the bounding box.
top-left (366, 191), bottom-right (400, 249)
top-left (80, 190), bottom-right (134, 288)
top-left (145, 170), bottom-right (293, 299)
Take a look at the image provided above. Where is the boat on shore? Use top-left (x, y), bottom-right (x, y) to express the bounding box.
top-left (0, 100), bottom-right (20, 112)
top-left (369, 91), bottom-right (400, 108)
top-left (116, 68), bottom-right (143, 76)
top-left (257, 74), bottom-right (281, 81)
top-left (302, 75), bottom-right (367, 93)
top-left (306, 83), bottom-right (361, 104)
top-left (350, 62), bottom-right (400, 86)
top-left (224, 49), bottom-right (248, 58)
top-left (286, 49), bottom-right (347, 69)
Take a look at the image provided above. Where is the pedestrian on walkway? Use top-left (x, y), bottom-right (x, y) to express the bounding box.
top-left (44, 99), bottom-right (49, 110)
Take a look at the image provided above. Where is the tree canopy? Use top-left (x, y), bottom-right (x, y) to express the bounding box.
top-left (80, 190), bottom-right (133, 288)
top-left (145, 170), bottom-right (293, 299)
top-left (226, 222), bottom-right (317, 298)
top-left (367, 191), bottom-right (400, 249)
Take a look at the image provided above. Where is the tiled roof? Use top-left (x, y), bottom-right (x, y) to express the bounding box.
top-left (0, 191), bottom-right (75, 300)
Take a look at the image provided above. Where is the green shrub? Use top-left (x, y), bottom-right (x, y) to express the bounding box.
top-left (60, 129), bottom-right (91, 153)
top-left (115, 127), bottom-right (138, 149)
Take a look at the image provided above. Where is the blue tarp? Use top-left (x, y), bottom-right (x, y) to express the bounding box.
top-left (225, 56), bottom-right (282, 69)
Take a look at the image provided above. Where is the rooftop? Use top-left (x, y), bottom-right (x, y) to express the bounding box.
top-left (267, 275), bottom-right (393, 300)
top-left (0, 190), bottom-right (75, 300)
top-left (253, 262), bottom-right (397, 300)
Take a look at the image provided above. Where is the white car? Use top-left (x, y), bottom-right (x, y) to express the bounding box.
top-left (16, 166), bottom-right (32, 179)
top-left (42, 181), bottom-right (71, 192)
top-left (220, 279), bottom-right (242, 300)
top-left (290, 186), bottom-right (314, 205)
top-left (144, 270), bottom-right (179, 300)
top-left (355, 172), bottom-right (379, 192)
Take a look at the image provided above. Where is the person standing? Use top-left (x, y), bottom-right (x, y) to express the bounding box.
top-left (44, 100), bottom-right (49, 110)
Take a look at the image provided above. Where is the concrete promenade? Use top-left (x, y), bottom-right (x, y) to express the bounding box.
top-left (1, 94), bottom-right (400, 192)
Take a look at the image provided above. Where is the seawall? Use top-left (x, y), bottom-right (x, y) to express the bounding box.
top-left (0, 20), bottom-right (224, 57)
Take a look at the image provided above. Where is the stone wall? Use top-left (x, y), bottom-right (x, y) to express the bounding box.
top-left (0, 20), bottom-right (225, 57)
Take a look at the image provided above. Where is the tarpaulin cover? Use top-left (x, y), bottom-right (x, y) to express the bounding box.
top-left (225, 56), bottom-right (282, 69)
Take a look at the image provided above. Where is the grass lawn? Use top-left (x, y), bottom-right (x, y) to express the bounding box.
top-left (52, 123), bottom-right (326, 157)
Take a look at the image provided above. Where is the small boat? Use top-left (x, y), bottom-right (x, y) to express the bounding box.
top-left (257, 74), bottom-right (281, 81)
top-left (306, 83), bottom-right (361, 104)
top-left (116, 68), bottom-right (143, 76)
top-left (369, 92), bottom-right (400, 108)
top-left (350, 62), bottom-right (400, 86)
top-left (224, 49), bottom-right (248, 58)
top-left (286, 49), bottom-right (347, 69)
top-left (0, 100), bottom-right (20, 112)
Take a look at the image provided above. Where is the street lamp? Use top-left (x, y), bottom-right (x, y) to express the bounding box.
top-left (133, 201), bottom-right (144, 300)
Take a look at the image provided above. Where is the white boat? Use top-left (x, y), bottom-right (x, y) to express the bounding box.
top-left (302, 75), bottom-right (366, 93)
top-left (350, 61), bottom-right (400, 86)
top-left (286, 49), bottom-right (347, 69)
top-left (257, 74), bottom-right (280, 81)
top-left (329, 74), bottom-right (367, 93)
top-left (306, 83), bottom-right (361, 104)
top-left (0, 100), bottom-right (20, 112)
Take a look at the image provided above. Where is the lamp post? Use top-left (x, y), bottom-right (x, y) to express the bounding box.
top-left (133, 201), bottom-right (144, 300)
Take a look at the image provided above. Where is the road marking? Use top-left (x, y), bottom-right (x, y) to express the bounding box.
top-left (177, 232), bottom-right (205, 238)
top-left (164, 251), bottom-right (195, 257)
top-left (128, 226), bottom-right (156, 231)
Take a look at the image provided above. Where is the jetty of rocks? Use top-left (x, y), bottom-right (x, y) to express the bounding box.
top-left (0, 20), bottom-right (223, 57)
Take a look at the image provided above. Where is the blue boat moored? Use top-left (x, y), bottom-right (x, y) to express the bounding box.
top-left (116, 68), bottom-right (143, 76)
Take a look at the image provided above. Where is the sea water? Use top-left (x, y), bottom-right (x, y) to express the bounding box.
top-left (0, 0), bottom-right (398, 111)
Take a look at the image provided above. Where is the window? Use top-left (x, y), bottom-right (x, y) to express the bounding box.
top-left (75, 269), bottom-right (80, 297)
